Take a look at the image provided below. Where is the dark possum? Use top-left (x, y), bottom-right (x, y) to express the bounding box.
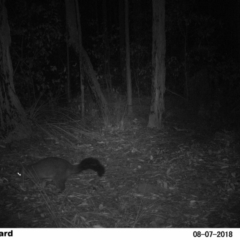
top-left (20, 157), bottom-right (105, 191)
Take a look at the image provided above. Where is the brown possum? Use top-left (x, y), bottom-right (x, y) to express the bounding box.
top-left (19, 157), bottom-right (105, 191)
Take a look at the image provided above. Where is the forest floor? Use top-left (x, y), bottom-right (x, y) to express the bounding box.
top-left (0, 95), bottom-right (240, 228)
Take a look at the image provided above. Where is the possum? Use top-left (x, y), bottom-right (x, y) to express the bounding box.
top-left (19, 157), bottom-right (105, 191)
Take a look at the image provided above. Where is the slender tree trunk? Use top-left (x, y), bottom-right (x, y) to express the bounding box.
top-left (148, 0), bottom-right (166, 129)
top-left (119, 0), bottom-right (125, 84)
top-left (74, 0), bottom-right (85, 118)
top-left (183, 24), bottom-right (189, 99)
top-left (81, 47), bottom-right (109, 117)
top-left (102, 0), bottom-right (111, 92)
top-left (66, 38), bottom-right (71, 101)
top-left (125, 0), bottom-right (132, 115)
top-left (0, 0), bottom-right (31, 141)
top-left (65, 0), bottom-right (108, 117)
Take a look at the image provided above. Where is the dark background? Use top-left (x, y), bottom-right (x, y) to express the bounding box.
top-left (5, 0), bottom-right (240, 127)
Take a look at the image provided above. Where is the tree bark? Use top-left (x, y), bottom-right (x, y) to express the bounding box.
top-left (0, 0), bottom-right (31, 141)
top-left (81, 47), bottom-right (109, 117)
top-left (119, 0), bottom-right (125, 84)
top-left (148, 0), bottom-right (166, 129)
top-left (125, 0), bottom-right (132, 115)
top-left (102, 0), bottom-right (112, 92)
top-left (65, 0), bottom-right (108, 117)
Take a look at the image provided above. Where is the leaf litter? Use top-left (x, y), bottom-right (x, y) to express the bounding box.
top-left (0, 98), bottom-right (240, 227)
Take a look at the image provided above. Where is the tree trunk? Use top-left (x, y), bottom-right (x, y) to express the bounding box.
top-left (102, 0), bottom-right (112, 92)
top-left (0, 0), bottom-right (31, 141)
top-left (75, 0), bottom-right (85, 119)
top-left (66, 39), bottom-right (71, 101)
top-left (125, 0), bottom-right (132, 115)
top-left (119, 0), bottom-right (125, 84)
top-left (148, 0), bottom-right (166, 129)
top-left (65, 0), bottom-right (108, 117)
top-left (81, 47), bottom-right (109, 117)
